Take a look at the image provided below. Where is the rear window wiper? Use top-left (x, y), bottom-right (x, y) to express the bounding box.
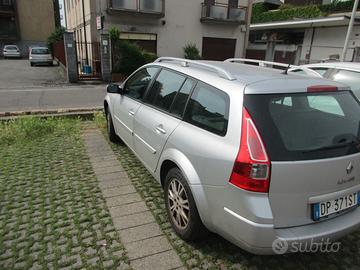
top-left (302, 140), bottom-right (360, 153)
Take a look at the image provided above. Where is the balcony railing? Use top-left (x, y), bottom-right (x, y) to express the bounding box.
top-left (109, 0), bottom-right (164, 17)
top-left (201, 2), bottom-right (246, 24)
top-left (0, 0), bottom-right (15, 14)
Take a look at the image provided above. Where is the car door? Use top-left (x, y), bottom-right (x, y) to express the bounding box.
top-left (133, 69), bottom-right (195, 172)
top-left (113, 66), bottom-right (159, 149)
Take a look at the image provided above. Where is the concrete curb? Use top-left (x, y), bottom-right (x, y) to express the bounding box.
top-left (0, 107), bottom-right (103, 120)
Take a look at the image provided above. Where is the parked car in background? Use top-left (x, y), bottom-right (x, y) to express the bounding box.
top-left (289, 62), bottom-right (360, 100)
top-left (3, 45), bottom-right (21, 59)
top-left (104, 57), bottom-right (360, 254)
top-left (29, 47), bottom-right (53, 66)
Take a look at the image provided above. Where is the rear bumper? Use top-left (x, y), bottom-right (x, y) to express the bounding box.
top-left (30, 59), bottom-right (53, 64)
top-left (4, 53), bottom-right (21, 58)
top-left (222, 206), bottom-right (360, 254)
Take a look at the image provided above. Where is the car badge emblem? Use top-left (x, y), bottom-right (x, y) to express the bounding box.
top-left (346, 162), bottom-right (354, 175)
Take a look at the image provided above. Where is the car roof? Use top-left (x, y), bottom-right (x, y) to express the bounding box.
top-left (149, 60), bottom-right (349, 94)
top-left (304, 62), bottom-right (360, 72)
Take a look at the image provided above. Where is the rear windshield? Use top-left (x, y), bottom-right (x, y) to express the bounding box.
top-left (32, 48), bottom-right (49, 54)
top-left (244, 91), bottom-right (360, 161)
top-left (5, 46), bottom-right (18, 50)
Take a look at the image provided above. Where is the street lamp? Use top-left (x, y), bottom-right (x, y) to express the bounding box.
top-left (341, 0), bottom-right (359, 61)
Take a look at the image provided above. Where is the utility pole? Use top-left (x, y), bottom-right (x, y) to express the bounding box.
top-left (243, 0), bottom-right (253, 58)
top-left (341, 0), bottom-right (359, 61)
top-left (82, 0), bottom-right (89, 66)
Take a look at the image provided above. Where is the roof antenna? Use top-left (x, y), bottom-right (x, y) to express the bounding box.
top-left (282, 63), bottom-right (291, 75)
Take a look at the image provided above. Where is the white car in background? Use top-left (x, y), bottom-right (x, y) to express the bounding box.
top-left (29, 47), bottom-right (53, 66)
top-left (2, 45), bottom-right (21, 59)
top-left (289, 62), bottom-right (360, 100)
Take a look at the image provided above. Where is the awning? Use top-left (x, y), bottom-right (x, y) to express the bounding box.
top-left (250, 14), bottom-right (360, 30)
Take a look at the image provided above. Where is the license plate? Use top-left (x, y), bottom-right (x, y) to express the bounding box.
top-left (312, 191), bottom-right (360, 221)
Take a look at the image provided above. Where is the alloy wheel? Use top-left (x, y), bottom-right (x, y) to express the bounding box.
top-left (167, 178), bottom-right (190, 229)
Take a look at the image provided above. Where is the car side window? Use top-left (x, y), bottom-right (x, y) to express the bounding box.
top-left (145, 69), bottom-right (186, 111)
top-left (169, 78), bottom-right (195, 117)
top-left (124, 67), bottom-right (158, 100)
top-left (184, 82), bottom-right (229, 136)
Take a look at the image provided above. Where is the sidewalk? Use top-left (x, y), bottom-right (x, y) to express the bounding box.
top-left (82, 129), bottom-right (184, 270)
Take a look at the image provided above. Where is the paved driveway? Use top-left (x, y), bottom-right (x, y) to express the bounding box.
top-left (0, 59), bottom-right (66, 89)
top-left (0, 59), bottom-right (106, 113)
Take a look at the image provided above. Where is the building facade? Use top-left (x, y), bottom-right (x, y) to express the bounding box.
top-left (0, 0), bottom-right (58, 56)
top-left (248, 0), bottom-right (360, 64)
top-left (65, 0), bottom-right (249, 62)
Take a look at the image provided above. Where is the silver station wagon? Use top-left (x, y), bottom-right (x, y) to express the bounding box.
top-left (104, 57), bottom-right (360, 254)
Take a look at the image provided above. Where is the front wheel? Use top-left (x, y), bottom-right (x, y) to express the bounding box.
top-left (164, 168), bottom-right (208, 241)
top-left (106, 111), bottom-right (118, 143)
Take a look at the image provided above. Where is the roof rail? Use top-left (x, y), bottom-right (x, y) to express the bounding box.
top-left (225, 58), bottom-right (298, 69)
top-left (155, 57), bottom-right (236, 81)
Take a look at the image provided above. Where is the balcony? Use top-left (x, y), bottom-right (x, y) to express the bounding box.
top-left (108, 0), bottom-right (165, 18)
top-left (201, 2), bottom-right (246, 24)
top-left (0, 0), bottom-right (15, 15)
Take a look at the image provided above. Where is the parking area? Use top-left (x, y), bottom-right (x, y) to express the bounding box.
top-left (0, 59), bottom-right (66, 90)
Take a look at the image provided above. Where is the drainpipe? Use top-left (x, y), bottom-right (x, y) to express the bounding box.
top-left (82, 0), bottom-right (89, 66)
top-left (243, 0), bottom-right (253, 57)
top-left (308, 25), bottom-right (315, 64)
top-left (341, 0), bottom-right (359, 61)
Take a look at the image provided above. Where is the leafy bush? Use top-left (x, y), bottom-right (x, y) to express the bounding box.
top-left (109, 25), bottom-right (121, 41)
top-left (252, 0), bottom-right (359, 24)
top-left (47, 27), bottom-right (65, 53)
top-left (183, 43), bottom-right (201, 60)
top-left (112, 41), bottom-right (157, 77)
top-left (0, 117), bottom-right (80, 146)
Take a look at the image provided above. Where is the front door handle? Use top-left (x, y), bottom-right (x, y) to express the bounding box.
top-left (128, 109), bottom-right (135, 116)
top-left (155, 125), bottom-right (166, 134)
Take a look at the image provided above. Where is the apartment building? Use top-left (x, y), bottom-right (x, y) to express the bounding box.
top-left (248, 0), bottom-right (360, 64)
top-left (65, 0), bottom-right (249, 61)
top-left (0, 0), bottom-right (58, 56)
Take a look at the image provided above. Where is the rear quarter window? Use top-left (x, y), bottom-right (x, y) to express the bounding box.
top-left (184, 82), bottom-right (229, 136)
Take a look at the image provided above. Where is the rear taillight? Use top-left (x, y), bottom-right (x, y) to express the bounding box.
top-left (307, 85), bottom-right (338, 92)
top-left (229, 108), bottom-right (271, 193)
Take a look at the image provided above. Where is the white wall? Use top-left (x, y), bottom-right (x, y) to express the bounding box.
top-left (301, 26), bottom-right (360, 62)
top-left (100, 0), bottom-right (248, 58)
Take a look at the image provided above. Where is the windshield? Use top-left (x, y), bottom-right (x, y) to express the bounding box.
top-left (32, 48), bottom-right (49, 54)
top-left (244, 91), bottom-right (360, 161)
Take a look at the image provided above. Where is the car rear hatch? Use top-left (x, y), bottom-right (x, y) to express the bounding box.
top-left (244, 85), bottom-right (360, 228)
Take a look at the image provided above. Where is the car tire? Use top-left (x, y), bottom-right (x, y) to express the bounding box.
top-left (106, 111), bottom-right (119, 143)
top-left (164, 168), bottom-right (208, 241)
top-left (30, 62), bottom-right (34, 67)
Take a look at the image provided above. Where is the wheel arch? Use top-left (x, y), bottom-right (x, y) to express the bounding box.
top-left (158, 148), bottom-right (212, 229)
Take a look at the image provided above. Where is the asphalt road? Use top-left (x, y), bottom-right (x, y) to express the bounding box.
top-left (0, 59), bottom-right (106, 113)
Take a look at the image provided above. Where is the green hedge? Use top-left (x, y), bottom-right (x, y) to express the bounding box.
top-left (111, 41), bottom-right (157, 77)
top-left (252, 0), bottom-right (358, 24)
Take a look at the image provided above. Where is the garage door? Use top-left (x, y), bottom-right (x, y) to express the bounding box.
top-left (202, 37), bottom-right (236, 61)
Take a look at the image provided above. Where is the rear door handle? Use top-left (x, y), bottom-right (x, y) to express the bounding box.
top-left (128, 110), bottom-right (135, 116)
top-left (155, 125), bottom-right (166, 134)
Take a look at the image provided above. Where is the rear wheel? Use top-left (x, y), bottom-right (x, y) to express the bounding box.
top-left (106, 111), bottom-right (118, 143)
top-left (30, 62), bottom-right (34, 67)
top-left (164, 168), bottom-right (208, 241)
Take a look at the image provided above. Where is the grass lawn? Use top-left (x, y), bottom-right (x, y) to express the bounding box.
top-left (0, 117), bottom-right (130, 270)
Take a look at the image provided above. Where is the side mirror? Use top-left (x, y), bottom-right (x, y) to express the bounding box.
top-left (107, 84), bottom-right (124, 94)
